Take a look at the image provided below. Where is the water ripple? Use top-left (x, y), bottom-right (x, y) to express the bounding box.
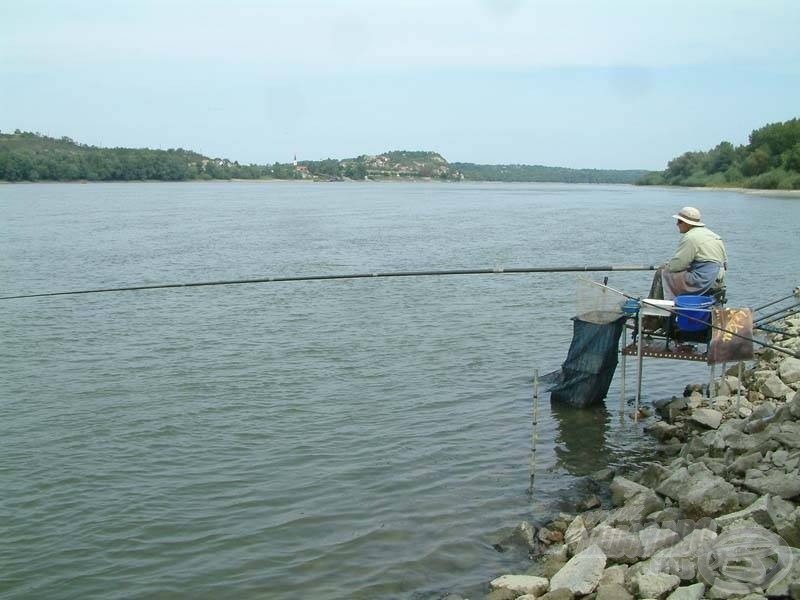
top-left (2, 182), bottom-right (798, 599)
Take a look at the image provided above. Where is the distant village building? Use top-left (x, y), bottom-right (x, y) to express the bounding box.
top-left (292, 154), bottom-right (310, 178)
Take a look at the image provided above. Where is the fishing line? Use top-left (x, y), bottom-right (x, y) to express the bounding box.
top-left (0, 264), bottom-right (656, 301)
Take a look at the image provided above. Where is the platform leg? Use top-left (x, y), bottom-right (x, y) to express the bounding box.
top-left (736, 361), bottom-right (743, 416)
top-left (620, 324), bottom-right (627, 414)
top-left (708, 363), bottom-right (715, 398)
top-left (636, 311), bottom-right (644, 421)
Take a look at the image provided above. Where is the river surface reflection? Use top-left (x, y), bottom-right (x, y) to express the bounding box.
top-left (2, 182), bottom-right (798, 599)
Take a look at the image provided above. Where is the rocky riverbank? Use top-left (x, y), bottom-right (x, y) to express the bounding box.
top-left (465, 314), bottom-right (800, 600)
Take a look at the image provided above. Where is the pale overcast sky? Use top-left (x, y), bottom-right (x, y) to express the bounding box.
top-left (2, 0), bottom-right (799, 169)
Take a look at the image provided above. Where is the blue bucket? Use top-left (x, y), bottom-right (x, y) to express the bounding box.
top-left (674, 295), bottom-right (713, 331)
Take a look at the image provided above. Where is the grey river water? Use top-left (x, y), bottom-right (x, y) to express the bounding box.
top-left (1, 182), bottom-right (799, 599)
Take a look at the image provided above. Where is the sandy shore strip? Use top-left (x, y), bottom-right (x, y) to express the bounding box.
top-left (697, 186), bottom-right (800, 198)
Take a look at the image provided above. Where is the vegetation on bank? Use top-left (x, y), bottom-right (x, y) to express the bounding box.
top-left (452, 162), bottom-right (648, 184)
top-left (0, 130), bottom-right (648, 184)
top-left (638, 117), bottom-right (800, 190)
top-left (0, 130), bottom-right (272, 181)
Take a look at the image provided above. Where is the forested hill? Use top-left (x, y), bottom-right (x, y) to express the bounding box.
top-left (452, 163), bottom-right (648, 184)
top-left (0, 130), bottom-right (648, 183)
top-left (638, 117), bottom-right (800, 190)
top-left (0, 131), bottom-right (271, 181)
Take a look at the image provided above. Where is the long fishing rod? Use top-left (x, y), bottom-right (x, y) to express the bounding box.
top-left (754, 303), bottom-right (800, 326)
top-left (755, 307), bottom-right (800, 330)
top-left (0, 264), bottom-right (656, 301)
top-left (753, 291), bottom-right (799, 313)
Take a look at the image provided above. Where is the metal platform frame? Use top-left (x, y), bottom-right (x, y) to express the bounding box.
top-left (619, 299), bottom-right (718, 419)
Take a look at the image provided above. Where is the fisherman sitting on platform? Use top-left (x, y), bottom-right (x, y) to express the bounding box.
top-left (649, 206), bottom-right (728, 301)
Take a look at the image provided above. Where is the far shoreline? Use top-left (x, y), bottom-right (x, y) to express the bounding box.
top-left (1, 179), bottom-right (799, 196)
top-left (700, 186), bottom-right (800, 198)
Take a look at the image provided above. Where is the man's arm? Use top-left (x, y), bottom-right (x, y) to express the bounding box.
top-left (665, 233), bottom-right (696, 272)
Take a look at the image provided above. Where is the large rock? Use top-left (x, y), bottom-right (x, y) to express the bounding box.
top-left (737, 490), bottom-right (759, 507)
top-left (656, 467), bottom-right (692, 500)
top-left (490, 574), bottom-right (549, 596)
top-left (511, 521), bottom-right (537, 550)
top-left (666, 583), bottom-right (705, 600)
top-left (649, 528), bottom-right (718, 580)
top-left (610, 476), bottom-right (651, 507)
top-left (772, 422), bottom-right (800, 449)
top-left (772, 448), bottom-right (791, 467)
top-left (648, 507), bottom-right (685, 526)
top-left (663, 398), bottom-right (689, 423)
top-left (789, 391), bottom-right (800, 418)
top-left (717, 376), bottom-right (741, 397)
top-left (714, 494), bottom-right (774, 529)
top-left (638, 463), bottom-right (671, 489)
top-left (577, 494), bottom-right (601, 512)
top-left (712, 395), bottom-right (732, 412)
top-left (588, 525), bottom-right (642, 563)
top-left (486, 589), bottom-right (517, 600)
top-left (661, 517), bottom-right (716, 539)
top-left (646, 421), bottom-right (682, 442)
top-left (744, 467), bottom-right (800, 499)
top-left (696, 430), bottom-right (727, 455)
top-left (729, 450), bottom-right (765, 475)
top-left (537, 589), bottom-right (574, 600)
top-left (762, 373), bottom-right (792, 399)
top-left (582, 509), bottom-right (610, 530)
top-left (686, 393), bottom-right (704, 409)
top-left (634, 572), bottom-right (681, 599)
top-left (779, 357), bottom-right (800, 384)
top-left (604, 490), bottom-right (664, 527)
top-left (748, 401), bottom-right (777, 423)
top-left (639, 526), bottom-right (681, 559)
top-left (534, 548), bottom-right (570, 579)
top-left (785, 451), bottom-right (800, 471)
top-left (720, 429), bottom-right (763, 453)
top-left (698, 527), bottom-right (795, 598)
top-left (599, 564), bottom-right (628, 587)
top-left (682, 435), bottom-right (717, 459)
top-left (699, 456), bottom-right (727, 476)
top-left (767, 547), bottom-right (800, 598)
top-left (657, 464), bottom-right (738, 519)
top-left (596, 582), bottom-right (633, 600)
top-left (564, 516), bottom-right (589, 556)
top-left (691, 408), bottom-right (723, 430)
top-left (769, 497), bottom-right (800, 547)
top-left (718, 418), bottom-right (747, 437)
top-left (549, 543), bottom-right (607, 596)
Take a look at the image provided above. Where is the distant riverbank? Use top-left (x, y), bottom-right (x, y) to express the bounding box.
top-left (706, 187), bottom-right (800, 198)
top-left (645, 184), bottom-right (800, 198)
top-left (0, 131), bottom-right (647, 185)
top-left (4, 179), bottom-right (800, 196)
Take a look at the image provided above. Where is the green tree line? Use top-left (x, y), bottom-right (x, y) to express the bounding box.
top-left (452, 163), bottom-right (649, 184)
top-left (0, 131), bottom-right (273, 182)
top-left (1, 129), bottom-right (657, 184)
top-left (638, 117), bottom-right (800, 189)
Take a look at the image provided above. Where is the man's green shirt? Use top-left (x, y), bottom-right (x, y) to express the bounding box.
top-left (666, 226), bottom-right (727, 273)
